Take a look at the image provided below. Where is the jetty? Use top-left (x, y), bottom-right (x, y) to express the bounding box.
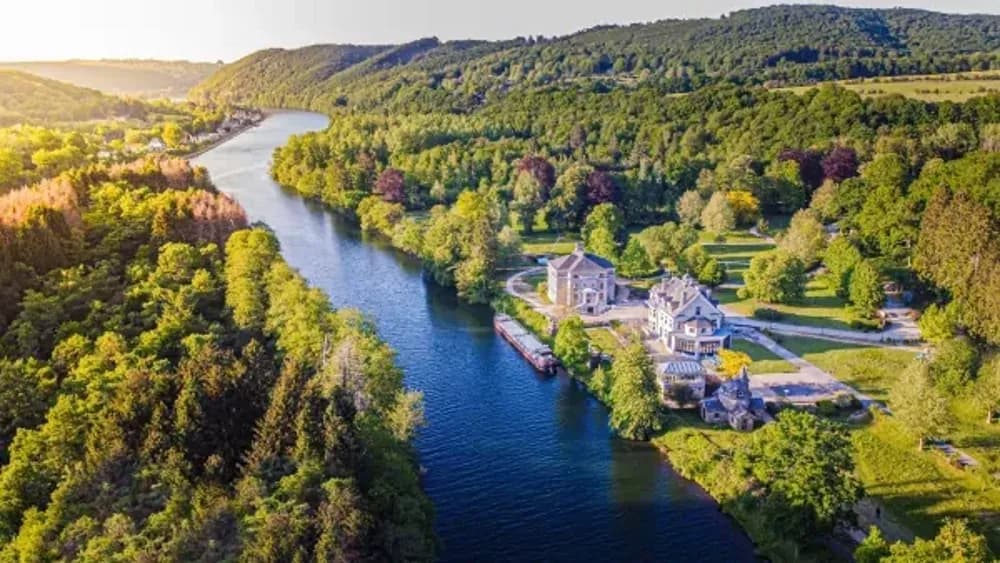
top-left (494, 314), bottom-right (559, 373)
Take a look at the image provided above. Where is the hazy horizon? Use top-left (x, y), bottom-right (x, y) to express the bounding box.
top-left (1, 0), bottom-right (999, 64)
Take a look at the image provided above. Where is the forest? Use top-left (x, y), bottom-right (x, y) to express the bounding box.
top-left (192, 5), bottom-right (1000, 114)
top-left (0, 157), bottom-right (434, 560)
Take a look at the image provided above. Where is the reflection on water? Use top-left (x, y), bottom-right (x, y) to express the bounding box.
top-left (194, 111), bottom-right (756, 562)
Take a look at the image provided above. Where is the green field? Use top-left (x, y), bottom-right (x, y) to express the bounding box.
top-left (776, 336), bottom-right (917, 400)
top-left (521, 231), bottom-right (580, 255)
top-left (702, 240), bottom-right (774, 285)
top-left (715, 278), bottom-right (854, 330)
top-left (779, 72), bottom-right (1000, 102)
top-left (731, 338), bottom-right (797, 374)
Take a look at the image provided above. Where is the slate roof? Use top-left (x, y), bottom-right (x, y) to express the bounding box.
top-left (649, 275), bottom-right (715, 314)
top-left (549, 246), bottom-right (614, 273)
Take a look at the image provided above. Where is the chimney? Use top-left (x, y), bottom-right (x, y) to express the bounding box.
top-left (574, 242), bottom-right (585, 254)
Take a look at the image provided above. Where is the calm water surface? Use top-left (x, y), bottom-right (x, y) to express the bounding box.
top-left (194, 111), bottom-right (756, 562)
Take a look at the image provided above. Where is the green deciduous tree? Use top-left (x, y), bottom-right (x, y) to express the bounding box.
top-left (735, 410), bottom-right (862, 539)
top-left (554, 316), bottom-right (590, 373)
top-left (700, 191), bottom-right (735, 234)
top-left (609, 342), bottom-right (662, 440)
top-left (617, 237), bottom-right (656, 278)
top-left (928, 336), bottom-right (979, 396)
top-left (779, 209), bottom-right (826, 267)
top-left (885, 519), bottom-right (992, 563)
top-left (740, 251), bottom-right (806, 304)
top-left (890, 362), bottom-right (950, 450)
top-left (676, 190), bottom-right (705, 226)
top-left (848, 260), bottom-right (883, 317)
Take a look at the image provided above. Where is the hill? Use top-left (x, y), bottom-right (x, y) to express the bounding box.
top-left (0, 59), bottom-right (220, 99)
top-left (191, 5), bottom-right (1000, 113)
top-left (0, 70), bottom-right (148, 126)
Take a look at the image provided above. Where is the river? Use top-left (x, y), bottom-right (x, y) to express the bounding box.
top-left (193, 111), bottom-right (756, 562)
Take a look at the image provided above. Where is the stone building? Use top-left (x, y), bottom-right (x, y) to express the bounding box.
top-left (700, 368), bottom-right (765, 431)
top-left (547, 243), bottom-right (617, 315)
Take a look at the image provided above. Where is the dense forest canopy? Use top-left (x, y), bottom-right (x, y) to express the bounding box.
top-left (191, 5), bottom-right (1000, 113)
top-left (0, 60), bottom-right (221, 99)
top-left (0, 157), bottom-right (434, 560)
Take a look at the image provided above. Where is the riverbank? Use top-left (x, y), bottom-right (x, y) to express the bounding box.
top-left (180, 109), bottom-right (271, 159)
top-left (193, 110), bottom-right (759, 561)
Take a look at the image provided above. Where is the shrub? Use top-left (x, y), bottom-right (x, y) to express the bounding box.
top-left (753, 307), bottom-right (784, 321)
top-left (848, 316), bottom-right (882, 331)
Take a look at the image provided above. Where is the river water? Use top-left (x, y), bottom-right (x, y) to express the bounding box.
top-left (194, 111), bottom-right (756, 562)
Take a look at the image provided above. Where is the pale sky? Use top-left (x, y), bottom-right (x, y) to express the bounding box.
top-left (1, 0), bottom-right (997, 63)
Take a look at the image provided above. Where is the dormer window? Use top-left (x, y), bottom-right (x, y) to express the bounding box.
top-left (695, 306), bottom-right (701, 316)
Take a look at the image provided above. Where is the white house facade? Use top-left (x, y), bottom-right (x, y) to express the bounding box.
top-left (647, 275), bottom-right (731, 358)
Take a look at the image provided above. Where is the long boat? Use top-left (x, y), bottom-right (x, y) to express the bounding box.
top-left (494, 314), bottom-right (560, 374)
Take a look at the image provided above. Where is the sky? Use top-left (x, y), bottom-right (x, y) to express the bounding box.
top-left (1, 0), bottom-right (997, 63)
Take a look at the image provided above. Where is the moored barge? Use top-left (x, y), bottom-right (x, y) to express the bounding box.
top-left (494, 314), bottom-right (559, 374)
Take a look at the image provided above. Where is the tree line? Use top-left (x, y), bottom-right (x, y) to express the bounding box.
top-left (0, 158), bottom-right (435, 560)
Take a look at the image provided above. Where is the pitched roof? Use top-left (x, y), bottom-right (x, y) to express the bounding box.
top-left (549, 246), bottom-right (614, 273)
top-left (649, 275), bottom-right (721, 316)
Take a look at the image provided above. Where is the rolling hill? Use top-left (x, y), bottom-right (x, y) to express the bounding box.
top-left (190, 5), bottom-right (1000, 113)
top-left (0, 70), bottom-right (149, 126)
top-left (0, 59), bottom-right (220, 99)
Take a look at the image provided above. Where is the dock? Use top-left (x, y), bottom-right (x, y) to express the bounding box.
top-left (494, 314), bottom-right (559, 374)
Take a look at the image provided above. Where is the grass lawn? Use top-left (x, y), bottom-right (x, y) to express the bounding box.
top-left (852, 414), bottom-right (1000, 552)
top-left (715, 278), bottom-right (856, 330)
top-left (586, 327), bottom-right (622, 355)
top-left (775, 336), bottom-right (916, 400)
top-left (777, 72), bottom-right (1000, 102)
top-left (731, 338), bottom-right (797, 374)
top-left (521, 231), bottom-right (580, 255)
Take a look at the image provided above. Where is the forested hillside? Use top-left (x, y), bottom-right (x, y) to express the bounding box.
top-left (192, 5), bottom-right (1000, 113)
top-left (0, 60), bottom-right (220, 99)
top-left (0, 70), bottom-right (149, 126)
top-left (0, 158), bottom-right (434, 560)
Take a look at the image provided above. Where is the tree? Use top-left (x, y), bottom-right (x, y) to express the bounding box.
top-left (0, 148), bottom-right (24, 189)
top-left (718, 349), bottom-right (751, 378)
top-left (809, 179), bottom-right (839, 222)
top-left (855, 527), bottom-right (890, 563)
top-left (697, 258), bottom-right (726, 287)
top-left (848, 260), bottom-right (883, 317)
top-left (735, 411), bottom-right (862, 538)
top-left (778, 148), bottom-right (824, 190)
top-left (587, 226), bottom-right (619, 262)
top-left (928, 336), bottom-right (978, 396)
top-left (374, 168), bottom-right (406, 204)
top-left (823, 237), bottom-right (862, 297)
top-left (700, 191), bottom-right (735, 234)
top-left (609, 342), bottom-right (662, 440)
top-left (885, 519), bottom-right (992, 563)
top-left (779, 209), bottom-right (826, 267)
top-left (515, 155), bottom-right (556, 191)
top-left (617, 237), bottom-right (656, 278)
top-left (581, 203), bottom-right (624, 248)
top-left (930, 122), bottom-right (978, 160)
top-left (974, 354), bottom-right (1000, 424)
top-left (161, 121), bottom-right (185, 148)
top-left (890, 362), bottom-right (950, 450)
top-left (548, 164), bottom-right (591, 229)
top-left (917, 302), bottom-right (959, 344)
top-left (636, 222), bottom-right (697, 267)
top-left (554, 316), bottom-right (590, 373)
top-left (822, 146), bottom-right (859, 183)
top-left (676, 190), bottom-right (705, 226)
top-left (740, 251), bottom-right (806, 304)
top-left (585, 170), bottom-right (620, 205)
top-left (512, 171), bottom-right (545, 233)
top-left (725, 190), bottom-right (760, 227)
